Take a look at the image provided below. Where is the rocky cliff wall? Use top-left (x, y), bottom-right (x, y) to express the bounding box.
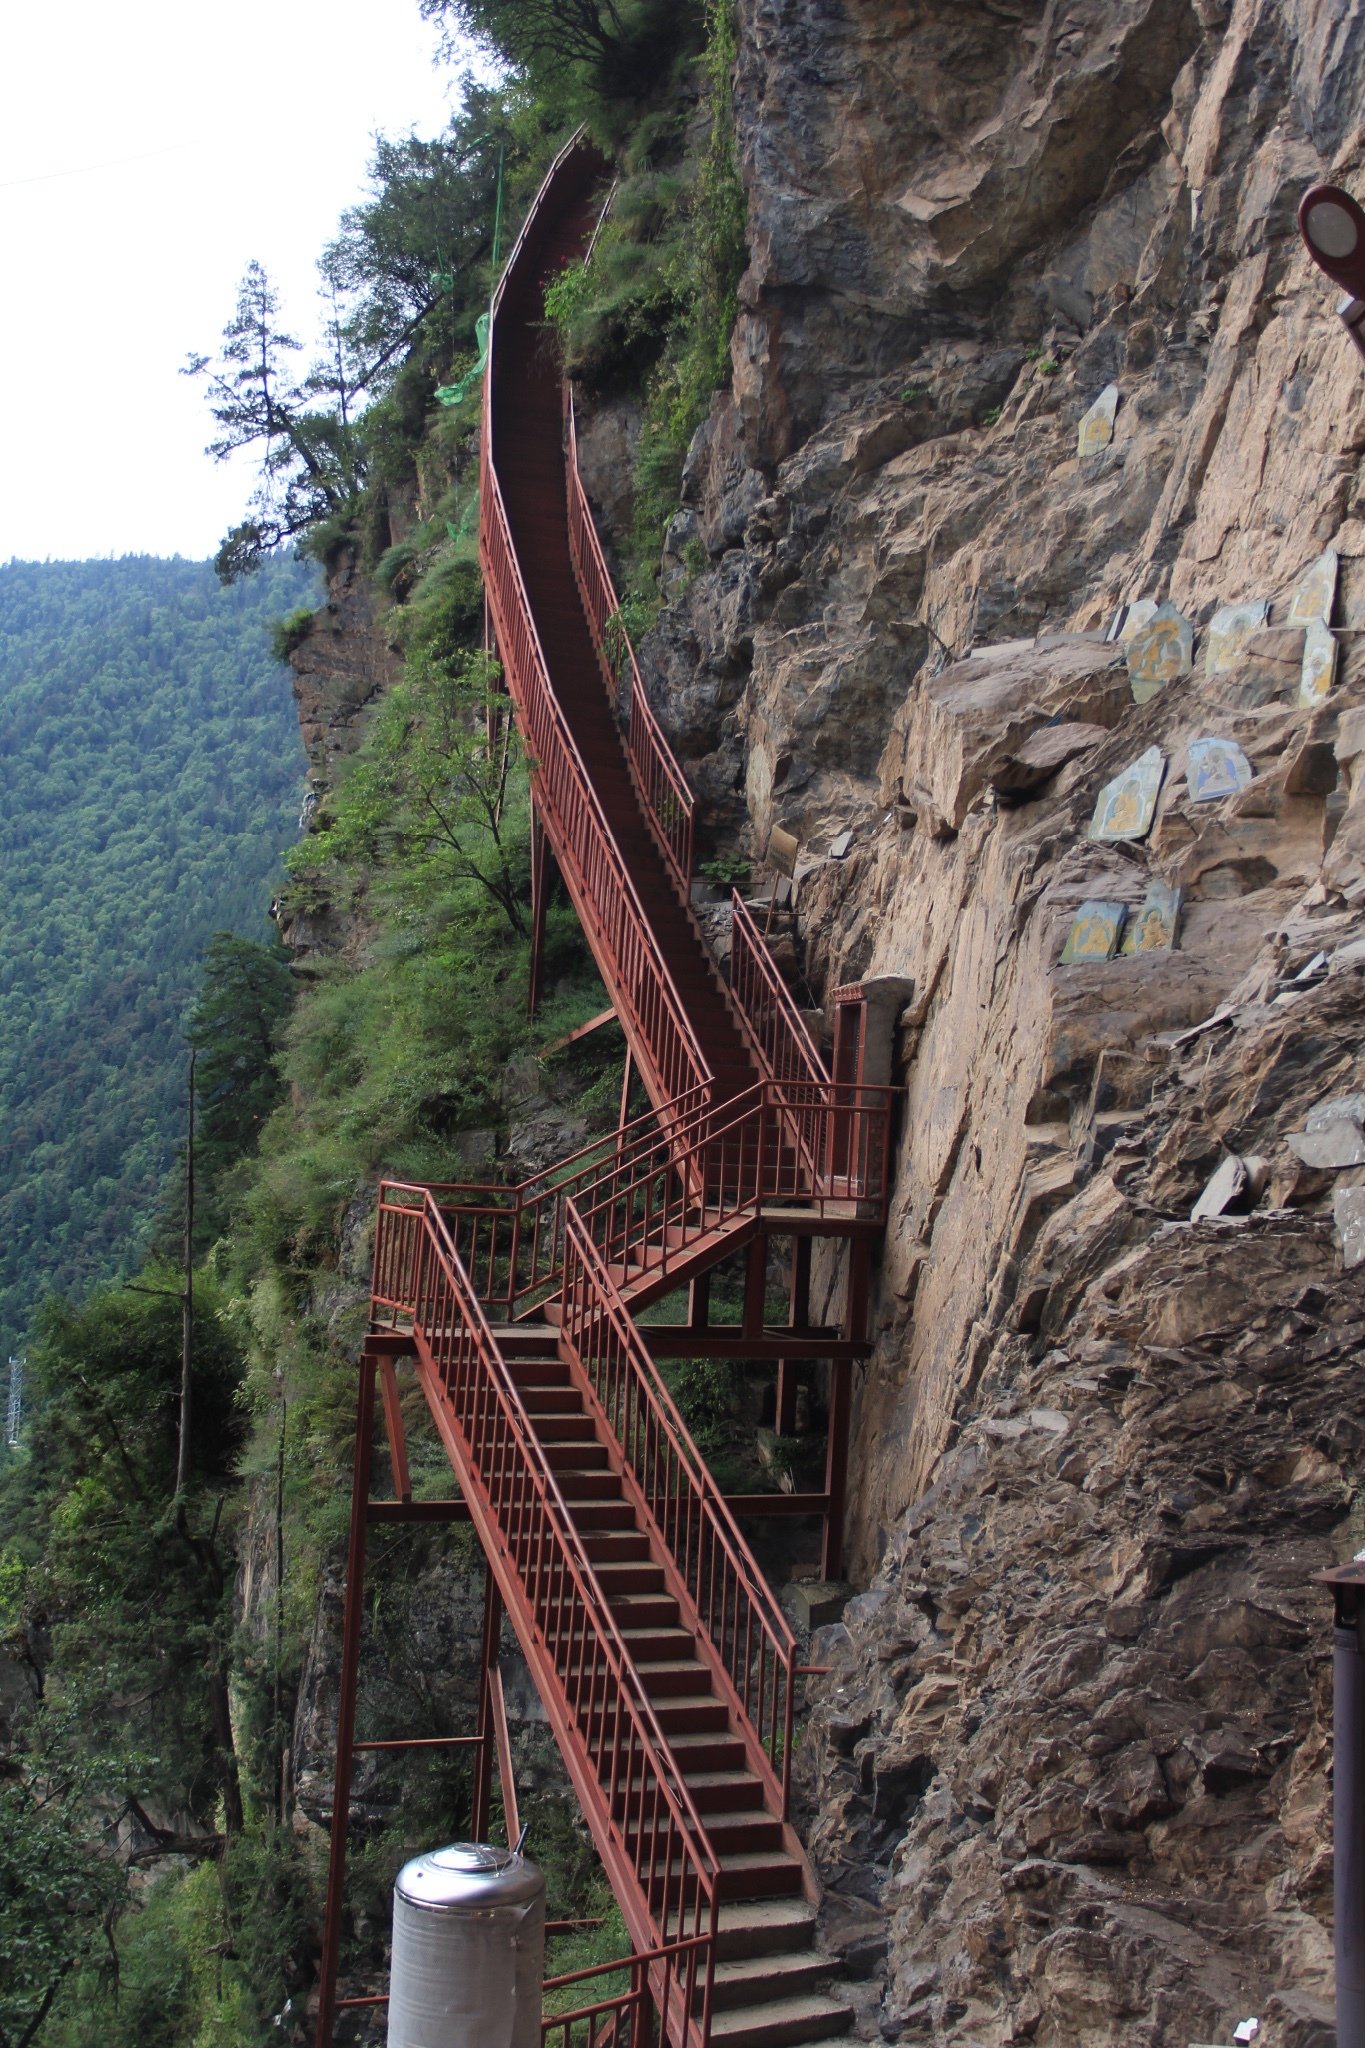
top-left (630, 2), bottom-right (1365, 2040)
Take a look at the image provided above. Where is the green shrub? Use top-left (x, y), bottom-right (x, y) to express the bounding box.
top-left (700, 855), bottom-right (749, 888)
top-left (269, 606), bottom-right (316, 661)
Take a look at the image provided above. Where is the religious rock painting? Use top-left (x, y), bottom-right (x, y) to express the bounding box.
top-left (1287, 547), bottom-right (1338, 628)
top-left (1077, 383), bottom-right (1120, 458)
top-left (1060, 900), bottom-right (1128, 964)
top-left (1187, 736), bottom-right (1254, 803)
top-left (1120, 879), bottom-right (1182, 954)
top-left (1089, 745), bottom-right (1166, 842)
top-left (1127, 603), bottom-right (1193, 703)
top-left (1300, 618), bottom-right (1338, 707)
top-left (1204, 599), bottom-right (1268, 675)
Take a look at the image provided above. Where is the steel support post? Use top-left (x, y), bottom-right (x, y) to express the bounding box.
top-left (776, 1239), bottom-right (813, 1436)
top-left (1321, 1562), bottom-right (1365, 2048)
top-left (528, 806), bottom-right (549, 1018)
top-left (743, 1233), bottom-right (767, 1339)
top-left (378, 1358), bottom-right (411, 1504)
top-left (821, 1356), bottom-right (851, 1582)
top-left (471, 1563), bottom-right (520, 1846)
top-left (618, 1043), bottom-right (636, 1130)
top-left (688, 1270), bottom-right (711, 1333)
top-left (844, 1237), bottom-right (872, 1348)
top-left (315, 1356), bottom-right (378, 2048)
top-left (470, 1559), bottom-right (500, 1841)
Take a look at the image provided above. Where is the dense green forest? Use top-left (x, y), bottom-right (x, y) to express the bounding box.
top-left (0, 555), bottom-right (312, 1366)
top-left (0, 0), bottom-right (750, 2038)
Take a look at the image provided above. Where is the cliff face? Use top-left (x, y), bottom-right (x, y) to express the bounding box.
top-left (636, 2), bottom-right (1365, 2040)
top-left (263, 5), bottom-right (1365, 2036)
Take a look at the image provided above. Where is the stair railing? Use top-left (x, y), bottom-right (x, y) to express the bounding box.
top-left (481, 136), bottom-right (707, 1114)
top-left (727, 889), bottom-right (828, 1089)
top-left (403, 1078), bottom-right (899, 1330)
top-left (543, 1936), bottom-right (710, 2048)
top-left (561, 1204), bottom-right (799, 1812)
top-left (565, 390), bottom-right (695, 895)
top-left (482, 457), bottom-right (708, 1110)
top-left (395, 1083), bottom-right (709, 1324)
top-left (374, 1184), bottom-right (718, 2043)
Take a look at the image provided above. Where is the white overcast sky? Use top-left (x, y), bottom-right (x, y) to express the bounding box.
top-left (1, 0), bottom-right (475, 564)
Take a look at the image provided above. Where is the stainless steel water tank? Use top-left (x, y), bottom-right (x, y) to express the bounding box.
top-left (387, 1842), bottom-right (545, 2048)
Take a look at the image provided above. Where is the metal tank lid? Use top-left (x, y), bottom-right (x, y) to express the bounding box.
top-left (395, 1843), bottom-right (544, 1912)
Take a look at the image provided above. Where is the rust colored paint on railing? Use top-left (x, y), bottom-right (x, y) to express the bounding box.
top-left (542, 1937), bottom-right (709, 2048)
top-left (396, 1078), bottom-right (897, 1323)
top-left (373, 1189), bottom-right (718, 2036)
top-left (482, 460), bottom-right (708, 1110)
top-left (728, 890), bottom-right (829, 1090)
top-left (480, 140), bottom-right (709, 1116)
top-left (565, 391), bottom-right (695, 895)
top-left (353, 136), bottom-right (906, 2048)
top-left (399, 1077), bottom-right (895, 1324)
top-left (561, 1205), bottom-right (798, 1812)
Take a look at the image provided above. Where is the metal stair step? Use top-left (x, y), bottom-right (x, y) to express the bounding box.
top-left (565, 1501), bottom-right (638, 1531)
top-left (605, 1592), bottom-right (681, 1629)
top-left (632, 1697), bottom-right (729, 1734)
top-left (711, 1951), bottom-right (837, 2012)
top-left (489, 1327), bottom-right (561, 1358)
top-left (578, 1532), bottom-right (653, 1564)
top-left (517, 1390), bottom-right (585, 1416)
top-left (541, 1440), bottom-right (610, 1471)
top-left (632, 1658), bottom-right (713, 1698)
top-left (504, 1356), bottom-right (572, 1384)
top-left (642, 1848), bottom-right (804, 1901)
top-left (666, 1729), bottom-right (747, 1771)
top-left (549, 1469), bottom-right (624, 1500)
top-left (617, 1625), bottom-right (695, 1660)
top-left (583, 1559), bottom-right (666, 1594)
top-left (697, 1811), bottom-right (785, 1854)
top-left (710, 1992), bottom-right (852, 2047)
top-left (524, 1411), bottom-right (597, 1439)
top-left (708, 1899), bottom-right (819, 1960)
top-left (670, 1769), bottom-right (766, 1813)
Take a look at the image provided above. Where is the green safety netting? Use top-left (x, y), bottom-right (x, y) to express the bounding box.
top-left (435, 312), bottom-right (490, 409)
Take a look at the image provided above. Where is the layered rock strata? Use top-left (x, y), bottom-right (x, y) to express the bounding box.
top-left (627, 2), bottom-right (1365, 2039)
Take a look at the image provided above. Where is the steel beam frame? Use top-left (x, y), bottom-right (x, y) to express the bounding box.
top-left (314, 1347), bottom-right (515, 2048)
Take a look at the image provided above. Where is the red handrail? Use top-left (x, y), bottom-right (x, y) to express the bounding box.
top-left (566, 1080), bottom-right (896, 1277)
top-left (481, 141), bottom-right (709, 1113)
top-left (373, 1187), bottom-right (719, 2037)
top-left (543, 1936), bottom-right (709, 2048)
top-left (409, 1072), bottom-right (896, 1331)
top-left (561, 1206), bottom-right (798, 1811)
top-left (389, 1083), bottom-right (709, 1322)
top-left (482, 462), bottom-right (708, 1108)
top-left (728, 890), bottom-right (828, 1089)
top-left (566, 391), bottom-right (695, 895)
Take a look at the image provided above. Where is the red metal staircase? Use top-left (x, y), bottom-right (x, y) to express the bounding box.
top-left (315, 136), bottom-right (895, 2048)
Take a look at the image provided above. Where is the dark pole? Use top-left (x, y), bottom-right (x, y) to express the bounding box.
top-left (175, 1050), bottom-right (196, 1503)
top-left (316, 1353), bottom-right (378, 2048)
top-left (1319, 1561), bottom-right (1365, 2047)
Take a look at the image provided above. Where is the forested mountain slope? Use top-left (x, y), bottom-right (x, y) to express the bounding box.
top-left (0, 555), bottom-right (311, 1363)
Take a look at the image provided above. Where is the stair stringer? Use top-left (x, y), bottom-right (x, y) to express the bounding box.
top-left (405, 1325), bottom-right (713, 1992)
top-left (554, 1318), bottom-right (822, 1901)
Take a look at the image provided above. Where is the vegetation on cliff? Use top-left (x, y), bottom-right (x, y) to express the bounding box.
top-left (0, 554), bottom-right (311, 1370)
top-left (0, 3), bottom-right (753, 2037)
